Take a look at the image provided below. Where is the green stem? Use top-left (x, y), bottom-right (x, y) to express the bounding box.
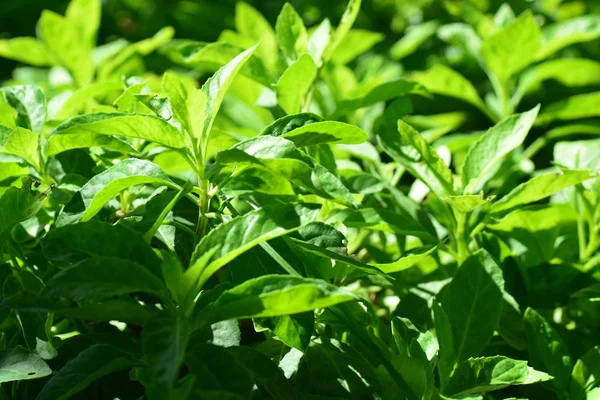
top-left (455, 211), bottom-right (469, 264)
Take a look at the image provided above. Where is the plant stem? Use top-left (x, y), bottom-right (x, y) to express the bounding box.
top-left (455, 211), bottom-right (469, 264)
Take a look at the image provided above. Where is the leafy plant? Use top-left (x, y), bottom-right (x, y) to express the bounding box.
top-left (0, 0), bottom-right (599, 399)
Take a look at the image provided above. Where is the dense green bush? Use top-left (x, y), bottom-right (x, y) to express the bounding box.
top-left (0, 0), bottom-right (599, 398)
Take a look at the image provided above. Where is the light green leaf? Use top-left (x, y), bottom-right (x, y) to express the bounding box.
top-left (65, 0), bottom-right (101, 45)
top-left (37, 10), bottom-right (94, 86)
top-left (331, 29), bottom-right (384, 65)
top-left (208, 275), bottom-right (356, 322)
top-left (444, 356), bottom-right (553, 397)
top-left (537, 92), bottom-right (600, 125)
top-left (2, 85), bottom-right (46, 134)
top-left (570, 346), bottom-right (600, 400)
top-left (77, 158), bottom-right (177, 222)
top-left (462, 105), bottom-right (539, 193)
top-left (43, 256), bottom-right (168, 301)
top-left (308, 19), bottom-right (332, 65)
top-left (3, 127), bottom-right (39, 169)
top-left (391, 21), bottom-right (439, 60)
top-left (491, 169), bottom-right (598, 214)
top-left (0, 345), bottom-right (51, 383)
top-left (162, 71), bottom-right (206, 138)
top-left (276, 54), bottom-right (318, 115)
top-left (280, 121), bottom-right (367, 146)
top-left (323, 0), bottom-right (362, 62)
top-left (524, 307), bottom-right (572, 393)
top-left (162, 41), bottom-right (273, 87)
top-left (334, 79), bottom-right (422, 116)
top-left (445, 194), bottom-right (489, 213)
top-left (276, 3), bottom-right (308, 64)
top-left (36, 344), bottom-right (138, 400)
top-left (51, 113), bottom-right (186, 148)
top-left (98, 27), bottom-right (174, 80)
top-left (398, 119), bottom-right (456, 194)
top-left (412, 65), bottom-right (491, 120)
top-left (514, 59), bottom-right (600, 106)
top-left (441, 250), bottom-right (504, 363)
top-left (186, 204), bottom-right (319, 292)
top-left (53, 80), bottom-right (123, 120)
top-left (0, 37), bottom-right (54, 66)
top-left (0, 162), bottom-right (28, 182)
top-left (235, 2), bottom-right (278, 70)
top-left (374, 245), bottom-right (436, 273)
top-left (201, 45), bottom-right (257, 152)
top-left (539, 15), bottom-right (600, 60)
top-left (481, 11), bottom-right (541, 85)
top-left (437, 23), bottom-right (482, 60)
top-left (46, 131), bottom-right (137, 157)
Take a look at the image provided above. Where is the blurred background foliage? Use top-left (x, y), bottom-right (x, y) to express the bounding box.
top-left (2, 0), bottom-right (600, 82)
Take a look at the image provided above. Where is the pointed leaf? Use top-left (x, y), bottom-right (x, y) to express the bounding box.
top-left (277, 54), bottom-right (318, 115)
top-left (0, 346), bottom-right (51, 383)
top-left (276, 3), bottom-right (308, 63)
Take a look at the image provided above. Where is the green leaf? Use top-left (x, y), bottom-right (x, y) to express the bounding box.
top-left (65, 0), bottom-right (101, 45)
top-left (461, 105), bottom-right (539, 193)
top-left (51, 113), bottom-right (186, 148)
top-left (257, 312), bottom-right (314, 351)
top-left (490, 169), bottom-right (598, 214)
top-left (434, 302), bottom-right (456, 387)
top-left (390, 21), bottom-right (439, 60)
top-left (279, 121), bottom-right (368, 146)
top-left (162, 41), bottom-right (273, 87)
top-left (186, 204), bottom-right (319, 292)
top-left (276, 3), bottom-right (308, 64)
top-left (445, 194), bottom-right (489, 213)
top-left (332, 208), bottom-right (437, 242)
top-left (0, 345), bottom-right (51, 383)
top-left (235, 2), bottom-right (278, 70)
top-left (98, 27), bottom-right (174, 80)
top-left (514, 58), bottom-right (600, 106)
top-left (331, 29), bottom-right (384, 65)
top-left (2, 85), bottom-right (46, 134)
top-left (46, 131), bottom-right (137, 157)
top-left (524, 307), bottom-right (572, 394)
top-left (412, 65), bottom-right (491, 120)
top-left (276, 54), bottom-right (318, 115)
top-left (53, 81), bottom-right (123, 120)
top-left (441, 250), bottom-right (504, 363)
top-left (37, 10), bottom-right (94, 86)
top-left (481, 11), bottom-right (541, 85)
top-left (374, 245), bottom-right (437, 273)
top-left (334, 79), bottom-right (422, 116)
top-left (2, 127), bottom-right (39, 169)
top-left (296, 337), bottom-right (382, 398)
top-left (0, 162), bottom-right (28, 182)
top-left (201, 45), bottom-right (257, 152)
top-left (570, 346), bottom-right (600, 400)
top-left (142, 313), bottom-right (189, 387)
top-left (323, 0), bottom-right (362, 62)
top-left (537, 92), bottom-right (600, 125)
top-left (308, 19), bottom-right (332, 65)
top-left (42, 221), bottom-right (164, 279)
top-left (36, 344), bottom-right (138, 400)
top-left (398, 119), bottom-right (456, 194)
top-left (43, 256), bottom-right (167, 301)
top-left (539, 15), bottom-right (600, 59)
top-left (162, 71), bottom-right (206, 139)
top-left (207, 275), bottom-right (356, 322)
top-left (0, 178), bottom-right (49, 244)
top-left (437, 23), bottom-right (482, 60)
top-left (444, 356), bottom-right (553, 397)
top-left (74, 158), bottom-right (177, 222)
top-left (261, 112), bottom-right (324, 137)
top-left (0, 37), bottom-right (54, 66)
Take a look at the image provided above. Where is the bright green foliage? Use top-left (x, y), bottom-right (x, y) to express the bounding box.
top-left (1, 0), bottom-right (600, 399)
